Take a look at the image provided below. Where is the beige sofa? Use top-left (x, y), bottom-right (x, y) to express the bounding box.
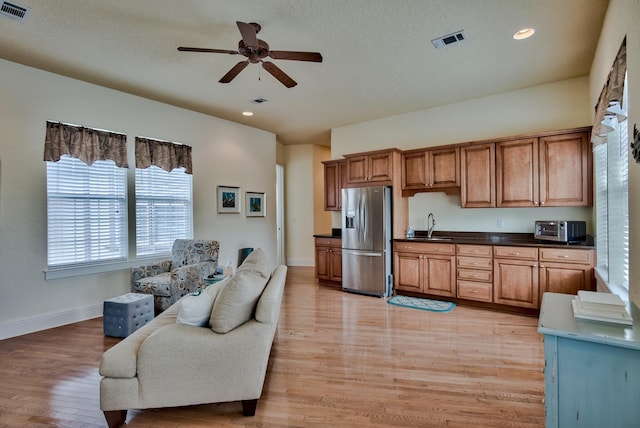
top-left (99, 251), bottom-right (287, 428)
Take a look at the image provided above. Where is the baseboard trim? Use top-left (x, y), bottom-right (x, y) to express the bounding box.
top-left (286, 258), bottom-right (314, 267)
top-left (0, 303), bottom-right (103, 340)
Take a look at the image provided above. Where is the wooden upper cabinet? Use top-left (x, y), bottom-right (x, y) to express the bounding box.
top-left (496, 130), bottom-right (592, 208)
top-left (402, 151), bottom-right (428, 189)
top-left (402, 147), bottom-right (460, 195)
top-left (461, 143), bottom-right (495, 208)
top-left (345, 149), bottom-right (399, 186)
top-left (539, 131), bottom-right (591, 206)
top-left (431, 147), bottom-right (460, 188)
top-left (323, 159), bottom-right (347, 211)
top-left (496, 138), bottom-right (539, 207)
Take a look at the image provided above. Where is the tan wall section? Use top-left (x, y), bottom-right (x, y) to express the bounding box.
top-left (590, 0), bottom-right (640, 306)
top-left (283, 145), bottom-right (315, 266)
top-left (330, 77), bottom-right (593, 233)
top-left (0, 59), bottom-right (277, 337)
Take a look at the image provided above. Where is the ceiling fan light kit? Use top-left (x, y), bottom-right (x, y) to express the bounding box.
top-left (178, 21), bottom-right (322, 88)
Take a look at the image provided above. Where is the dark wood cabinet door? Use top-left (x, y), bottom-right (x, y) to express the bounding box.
top-left (493, 258), bottom-right (539, 309)
top-left (430, 147), bottom-right (460, 188)
top-left (496, 138), bottom-right (539, 207)
top-left (539, 131), bottom-right (591, 206)
top-left (461, 143), bottom-right (495, 207)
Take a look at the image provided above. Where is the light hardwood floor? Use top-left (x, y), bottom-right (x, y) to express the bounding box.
top-left (0, 267), bottom-right (545, 427)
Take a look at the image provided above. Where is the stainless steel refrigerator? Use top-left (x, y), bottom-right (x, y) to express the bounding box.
top-left (341, 186), bottom-right (393, 297)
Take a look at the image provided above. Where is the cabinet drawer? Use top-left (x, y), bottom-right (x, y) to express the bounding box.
top-left (394, 242), bottom-right (455, 255)
top-left (457, 280), bottom-right (492, 302)
top-left (539, 247), bottom-right (594, 265)
top-left (457, 244), bottom-right (492, 257)
top-left (493, 246), bottom-right (538, 261)
top-left (457, 256), bottom-right (492, 270)
top-left (315, 237), bottom-right (341, 247)
top-left (457, 268), bottom-right (492, 282)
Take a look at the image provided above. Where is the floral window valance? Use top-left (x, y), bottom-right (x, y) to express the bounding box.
top-left (44, 121), bottom-right (128, 167)
top-left (592, 37), bottom-right (627, 145)
top-left (135, 137), bottom-right (193, 174)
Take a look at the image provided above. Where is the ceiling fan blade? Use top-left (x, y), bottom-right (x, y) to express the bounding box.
top-left (236, 21), bottom-right (258, 47)
top-left (269, 51), bottom-right (323, 62)
top-left (262, 61), bottom-right (297, 88)
top-left (219, 61), bottom-right (249, 83)
top-left (178, 47), bottom-right (239, 55)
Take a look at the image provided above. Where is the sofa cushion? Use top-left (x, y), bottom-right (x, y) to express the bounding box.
top-left (235, 248), bottom-right (270, 279)
top-left (209, 270), bottom-right (269, 333)
top-left (176, 281), bottom-right (225, 327)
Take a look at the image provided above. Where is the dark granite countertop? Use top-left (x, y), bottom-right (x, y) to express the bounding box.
top-left (315, 229), bottom-right (594, 248)
top-left (395, 230), bottom-right (595, 249)
top-left (313, 228), bottom-right (342, 239)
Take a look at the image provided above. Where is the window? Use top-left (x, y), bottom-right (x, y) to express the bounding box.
top-left (46, 155), bottom-right (127, 268)
top-left (135, 165), bottom-right (193, 256)
top-left (594, 74), bottom-right (628, 294)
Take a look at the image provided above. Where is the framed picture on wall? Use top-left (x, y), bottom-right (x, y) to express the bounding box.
top-left (245, 191), bottom-right (266, 217)
top-left (217, 186), bottom-right (241, 214)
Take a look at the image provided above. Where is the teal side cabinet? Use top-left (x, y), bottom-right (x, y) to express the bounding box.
top-left (539, 293), bottom-right (640, 428)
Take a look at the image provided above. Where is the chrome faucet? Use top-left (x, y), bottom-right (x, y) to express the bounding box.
top-left (427, 212), bottom-right (436, 238)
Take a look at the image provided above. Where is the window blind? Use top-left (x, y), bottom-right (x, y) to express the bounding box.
top-left (135, 165), bottom-right (193, 256)
top-left (47, 156), bottom-right (127, 268)
top-left (594, 74), bottom-right (629, 291)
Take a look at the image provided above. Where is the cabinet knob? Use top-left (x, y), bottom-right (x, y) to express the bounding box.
top-left (469, 289), bottom-right (478, 293)
top-left (509, 252), bottom-right (520, 256)
top-left (540, 201), bottom-right (545, 205)
top-left (540, 264), bottom-right (545, 268)
top-left (558, 255), bottom-right (569, 258)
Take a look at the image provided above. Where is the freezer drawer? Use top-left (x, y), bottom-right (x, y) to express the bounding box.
top-left (342, 249), bottom-right (391, 297)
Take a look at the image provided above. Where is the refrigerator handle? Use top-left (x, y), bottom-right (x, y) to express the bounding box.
top-left (360, 192), bottom-right (367, 242)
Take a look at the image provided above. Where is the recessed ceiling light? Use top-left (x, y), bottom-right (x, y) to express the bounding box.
top-left (513, 28), bottom-right (535, 40)
top-left (242, 111), bottom-right (254, 117)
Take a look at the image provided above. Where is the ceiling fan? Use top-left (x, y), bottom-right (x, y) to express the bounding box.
top-left (178, 21), bottom-right (323, 88)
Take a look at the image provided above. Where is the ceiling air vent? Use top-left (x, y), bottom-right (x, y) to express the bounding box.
top-left (0, 1), bottom-right (30, 20)
top-left (250, 98), bottom-right (268, 104)
top-left (431, 30), bottom-right (466, 49)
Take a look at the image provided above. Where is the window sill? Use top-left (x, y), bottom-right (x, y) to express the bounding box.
top-left (44, 255), bottom-right (170, 280)
top-left (594, 267), bottom-right (629, 302)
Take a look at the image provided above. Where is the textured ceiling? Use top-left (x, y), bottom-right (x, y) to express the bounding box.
top-left (0, 0), bottom-right (608, 146)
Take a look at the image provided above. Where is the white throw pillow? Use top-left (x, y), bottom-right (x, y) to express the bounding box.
top-left (209, 270), bottom-right (268, 333)
top-left (236, 248), bottom-right (271, 279)
top-left (176, 282), bottom-right (224, 327)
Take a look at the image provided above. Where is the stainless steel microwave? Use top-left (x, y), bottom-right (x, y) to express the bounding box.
top-left (534, 221), bottom-right (586, 243)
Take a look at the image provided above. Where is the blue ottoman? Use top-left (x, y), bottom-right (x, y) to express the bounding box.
top-left (103, 293), bottom-right (154, 337)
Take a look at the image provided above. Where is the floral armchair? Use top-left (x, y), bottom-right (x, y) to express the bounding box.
top-left (131, 239), bottom-right (220, 313)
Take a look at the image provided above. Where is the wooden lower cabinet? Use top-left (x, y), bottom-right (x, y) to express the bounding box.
top-left (394, 241), bottom-right (595, 311)
top-left (315, 237), bottom-right (342, 286)
top-left (456, 244), bottom-right (493, 303)
top-left (493, 246), bottom-right (539, 309)
top-left (538, 247), bottom-right (595, 299)
top-left (394, 242), bottom-right (456, 298)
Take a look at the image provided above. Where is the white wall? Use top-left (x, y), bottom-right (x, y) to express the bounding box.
top-left (590, 0), bottom-right (640, 307)
top-left (330, 77), bottom-right (593, 232)
top-left (0, 59), bottom-right (277, 339)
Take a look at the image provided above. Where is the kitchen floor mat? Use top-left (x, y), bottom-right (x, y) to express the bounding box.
top-left (387, 295), bottom-right (456, 313)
